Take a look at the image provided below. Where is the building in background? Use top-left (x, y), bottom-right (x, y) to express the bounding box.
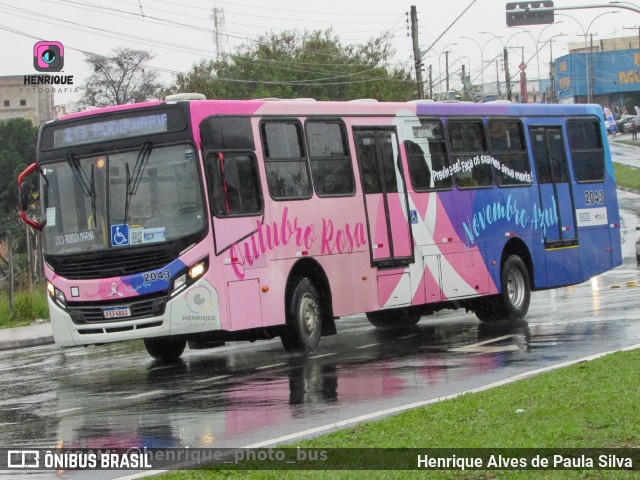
top-left (552, 35), bottom-right (640, 112)
top-left (0, 75), bottom-right (55, 126)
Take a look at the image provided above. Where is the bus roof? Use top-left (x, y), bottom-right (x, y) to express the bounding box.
top-left (56, 98), bottom-right (604, 124)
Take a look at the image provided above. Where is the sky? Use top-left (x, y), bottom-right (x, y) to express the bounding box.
top-left (0, 0), bottom-right (635, 105)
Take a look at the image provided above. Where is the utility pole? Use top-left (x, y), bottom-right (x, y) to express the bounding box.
top-left (461, 64), bottom-right (467, 99)
top-left (26, 226), bottom-right (33, 289)
top-left (445, 50), bottom-right (451, 92)
top-left (504, 48), bottom-right (512, 102)
top-left (496, 59), bottom-right (501, 99)
top-left (588, 33), bottom-right (594, 103)
top-left (410, 6), bottom-right (424, 99)
top-left (549, 40), bottom-right (555, 103)
top-left (8, 233), bottom-right (14, 318)
top-left (212, 7), bottom-right (226, 61)
top-left (623, 25), bottom-right (640, 55)
top-left (428, 65), bottom-right (433, 99)
top-left (519, 46), bottom-right (528, 103)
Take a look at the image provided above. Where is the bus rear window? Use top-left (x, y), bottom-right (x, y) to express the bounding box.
top-left (567, 120), bottom-right (605, 183)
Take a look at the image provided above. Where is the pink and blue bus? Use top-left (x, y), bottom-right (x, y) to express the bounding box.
top-left (19, 96), bottom-right (622, 361)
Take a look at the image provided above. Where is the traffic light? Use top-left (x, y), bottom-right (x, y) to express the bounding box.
top-left (506, 2), bottom-right (554, 26)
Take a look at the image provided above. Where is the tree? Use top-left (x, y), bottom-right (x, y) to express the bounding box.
top-left (80, 48), bottom-right (163, 107)
top-left (0, 118), bottom-right (39, 285)
top-left (0, 118), bottom-right (38, 224)
top-left (165, 30), bottom-right (415, 101)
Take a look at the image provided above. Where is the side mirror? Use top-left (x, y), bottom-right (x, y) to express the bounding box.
top-left (19, 181), bottom-right (31, 211)
top-left (17, 163), bottom-right (44, 230)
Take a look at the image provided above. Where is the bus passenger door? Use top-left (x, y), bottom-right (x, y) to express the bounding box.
top-left (530, 126), bottom-right (577, 247)
top-left (353, 128), bottom-right (414, 268)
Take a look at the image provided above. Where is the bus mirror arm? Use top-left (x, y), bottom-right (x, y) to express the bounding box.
top-left (17, 163), bottom-right (44, 231)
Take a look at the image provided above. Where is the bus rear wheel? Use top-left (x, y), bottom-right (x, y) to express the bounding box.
top-left (475, 255), bottom-right (530, 322)
top-left (366, 309), bottom-right (421, 329)
top-left (281, 278), bottom-right (322, 354)
top-left (143, 336), bottom-right (187, 362)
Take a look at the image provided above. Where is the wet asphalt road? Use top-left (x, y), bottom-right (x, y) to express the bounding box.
top-left (609, 136), bottom-right (639, 168)
top-left (2, 182), bottom-right (640, 479)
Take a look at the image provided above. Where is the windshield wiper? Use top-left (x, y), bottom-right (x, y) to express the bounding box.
top-left (65, 153), bottom-right (97, 225)
top-left (123, 141), bottom-right (153, 225)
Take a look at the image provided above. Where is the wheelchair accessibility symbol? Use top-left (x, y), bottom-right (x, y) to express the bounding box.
top-left (111, 224), bottom-right (130, 247)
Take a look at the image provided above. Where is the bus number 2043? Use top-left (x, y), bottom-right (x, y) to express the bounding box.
top-left (143, 270), bottom-right (171, 282)
top-left (584, 190), bottom-right (605, 206)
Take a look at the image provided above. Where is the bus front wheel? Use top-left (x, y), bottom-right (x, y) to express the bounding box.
top-left (475, 255), bottom-right (530, 322)
top-left (281, 278), bottom-right (322, 354)
top-left (143, 336), bottom-right (187, 362)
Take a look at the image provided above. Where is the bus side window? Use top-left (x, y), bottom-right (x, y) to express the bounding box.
top-left (408, 119), bottom-right (452, 191)
top-left (448, 120), bottom-right (492, 189)
top-left (306, 120), bottom-right (355, 197)
top-left (488, 120), bottom-right (532, 186)
top-left (567, 120), bottom-right (604, 183)
top-left (261, 121), bottom-right (312, 200)
top-left (207, 152), bottom-right (262, 216)
top-left (405, 140), bottom-right (431, 191)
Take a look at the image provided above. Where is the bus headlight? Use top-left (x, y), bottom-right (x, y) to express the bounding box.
top-left (171, 257), bottom-right (209, 297)
top-left (47, 281), bottom-right (67, 309)
top-left (173, 274), bottom-right (187, 292)
top-left (189, 260), bottom-right (207, 280)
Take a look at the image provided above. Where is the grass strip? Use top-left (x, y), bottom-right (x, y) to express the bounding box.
top-left (0, 286), bottom-right (48, 328)
top-left (613, 162), bottom-right (640, 193)
top-left (158, 348), bottom-right (639, 479)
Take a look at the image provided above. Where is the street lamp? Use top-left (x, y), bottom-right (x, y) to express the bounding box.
top-left (462, 36), bottom-right (498, 100)
top-left (534, 22), bottom-right (563, 83)
top-left (422, 42), bottom-right (458, 98)
top-left (449, 55), bottom-right (472, 98)
top-left (542, 33), bottom-right (567, 103)
top-left (480, 30), bottom-right (526, 101)
top-left (557, 11), bottom-right (619, 103)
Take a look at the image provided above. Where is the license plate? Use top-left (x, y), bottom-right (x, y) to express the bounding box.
top-left (103, 306), bottom-right (131, 319)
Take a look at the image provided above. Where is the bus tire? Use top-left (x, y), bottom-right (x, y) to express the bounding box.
top-left (281, 278), bottom-right (322, 354)
top-left (143, 336), bottom-right (187, 362)
top-left (500, 255), bottom-right (531, 319)
top-left (366, 310), bottom-right (421, 329)
top-left (477, 255), bottom-right (530, 322)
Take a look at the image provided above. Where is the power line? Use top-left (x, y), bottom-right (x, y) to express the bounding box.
top-left (0, 22), bottom-right (412, 88)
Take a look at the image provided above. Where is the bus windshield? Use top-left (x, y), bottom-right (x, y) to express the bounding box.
top-left (42, 143), bottom-right (205, 255)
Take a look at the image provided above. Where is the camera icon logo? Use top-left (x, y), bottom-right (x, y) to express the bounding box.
top-left (33, 41), bottom-right (64, 72)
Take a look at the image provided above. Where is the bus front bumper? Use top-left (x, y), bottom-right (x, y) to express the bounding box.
top-left (49, 278), bottom-right (222, 347)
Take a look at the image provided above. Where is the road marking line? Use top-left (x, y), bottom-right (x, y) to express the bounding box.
top-left (448, 334), bottom-right (519, 353)
top-left (194, 375), bottom-right (230, 384)
top-left (473, 334), bottom-right (517, 346)
top-left (57, 407), bottom-right (83, 414)
top-left (356, 343), bottom-right (381, 349)
top-left (122, 390), bottom-right (165, 400)
top-left (398, 334), bottom-right (420, 339)
top-left (255, 363), bottom-right (287, 370)
top-left (309, 353), bottom-right (337, 359)
top-left (449, 344), bottom-right (520, 354)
